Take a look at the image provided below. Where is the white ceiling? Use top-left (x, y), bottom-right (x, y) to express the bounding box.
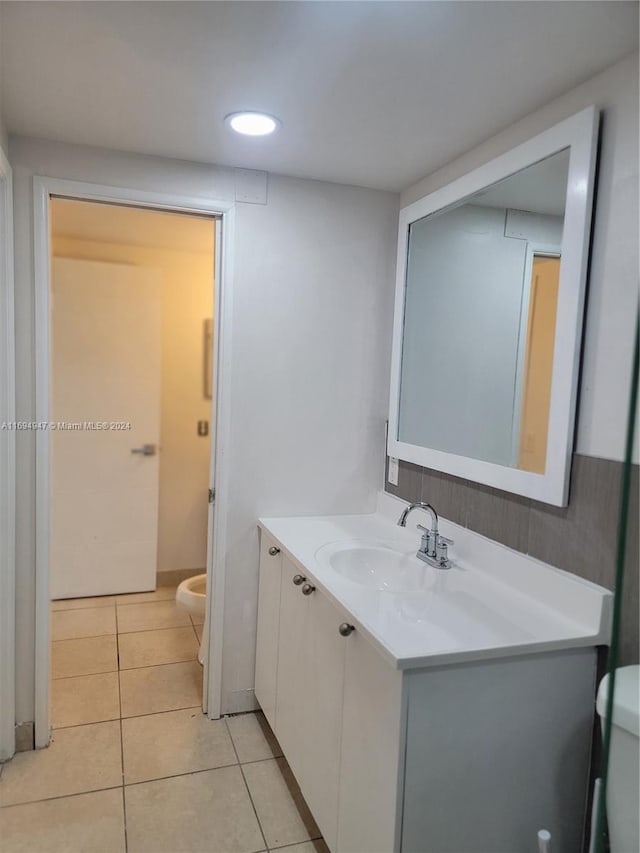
top-left (51, 198), bottom-right (215, 254)
top-left (1, 2), bottom-right (637, 192)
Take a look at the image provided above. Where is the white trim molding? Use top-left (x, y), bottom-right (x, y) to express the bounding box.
top-left (388, 107), bottom-right (599, 507)
top-left (32, 177), bottom-right (235, 744)
top-left (0, 145), bottom-right (16, 761)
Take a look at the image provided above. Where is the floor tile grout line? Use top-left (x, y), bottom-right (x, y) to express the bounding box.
top-left (51, 632), bottom-right (118, 642)
top-left (51, 599), bottom-right (117, 610)
top-left (52, 622), bottom-right (196, 641)
top-left (118, 659), bottom-right (201, 675)
top-left (119, 702), bottom-right (203, 721)
top-left (52, 623), bottom-right (195, 644)
top-left (51, 668), bottom-right (119, 681)
top-left (51, 634), bottom-right (119, 645)
top-left (51, 669), bottom-right (118, 681)
top-left (119, 656), bottom-right (199, 673)
top-left (225, 716), bottom-right (270, 853)
top-left (238, 753), bottom-right (285, 768)
top-left (0, 784), bottom-right (125, 810)
top-left (115, 604), bottom-right (130, 853)
top-left (121, 785), bottom-right (129, 853)
top-left (50, 703), bottom-right (204, 733)
top-left (122, 759), bottom-right (240, 789)
top-left (225, 718), bottom-right (324, 849)
top-left (116, 599), bottom-right (181, 609)
top-left (190, 618), bottom-right (201, 645)
top-left (117, 624), bottom-right (199, 634)
top-left (51, 595), bottom-right (177, 613)
top-left (115, 601), bottom-right (125, 725)
top-left (51, 715), bottom-right (122, 732)
top-left (115, 623), bottom-right (195, 636)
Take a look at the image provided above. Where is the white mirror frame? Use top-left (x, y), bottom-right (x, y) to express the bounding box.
top-left (388, 107), bottom-right (599, 507)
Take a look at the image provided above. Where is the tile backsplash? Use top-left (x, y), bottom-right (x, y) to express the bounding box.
top-left (385, 453), bottom-right (639, 666)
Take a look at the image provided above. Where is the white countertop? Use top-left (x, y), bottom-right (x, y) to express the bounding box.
top-left (258, 492), bottom-right (612, 670)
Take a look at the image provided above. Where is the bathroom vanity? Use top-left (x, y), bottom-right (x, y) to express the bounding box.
top-left (255, 494), bottom-right (611, 853)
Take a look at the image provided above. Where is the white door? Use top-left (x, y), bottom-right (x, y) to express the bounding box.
top-left (50, 258), bottom-right (162, 599)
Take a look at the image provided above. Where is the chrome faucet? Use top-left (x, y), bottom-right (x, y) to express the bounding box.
top-left (397, 502), bottom-right (453, 569)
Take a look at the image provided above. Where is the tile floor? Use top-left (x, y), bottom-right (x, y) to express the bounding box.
top-left (0, 586), bottom-right (329, 853)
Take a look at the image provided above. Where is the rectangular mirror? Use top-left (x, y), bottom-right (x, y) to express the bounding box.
top-left (388, 108), bottom-right (599, 506)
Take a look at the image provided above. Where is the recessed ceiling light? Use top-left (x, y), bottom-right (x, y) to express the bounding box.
top-left (225, 112), bottom-right (281, 136)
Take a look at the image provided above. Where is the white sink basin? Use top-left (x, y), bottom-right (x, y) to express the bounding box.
top-left (315, 540), bottom-right (429, 593)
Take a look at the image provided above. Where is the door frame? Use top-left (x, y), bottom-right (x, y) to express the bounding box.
top-left (0, 145), bottom-right (15, 761)
top-left (33, 177), bottom-right (235, 746)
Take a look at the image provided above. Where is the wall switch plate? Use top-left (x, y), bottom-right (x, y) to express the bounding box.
top-left (388, 456), bottom-right (399, 486)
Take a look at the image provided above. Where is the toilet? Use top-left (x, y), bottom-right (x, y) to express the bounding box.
top-left (596, 665), bottom-right (639, 853)
top-left (176, 573), bottom-right (207, 664)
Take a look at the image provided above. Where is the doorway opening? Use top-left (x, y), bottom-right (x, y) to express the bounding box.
top-left (34, 187), bottom-right (228, 746)
top-left (517, 252), bottom-right (561, 474)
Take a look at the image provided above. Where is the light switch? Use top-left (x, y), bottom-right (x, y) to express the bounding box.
top-left (388, 456), bottom-right (399, 486)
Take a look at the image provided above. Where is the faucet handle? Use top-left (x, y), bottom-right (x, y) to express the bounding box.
top-left (436, 536), bottom-right (453, 568)
top-left (416, 524), bottom-right (431, 555)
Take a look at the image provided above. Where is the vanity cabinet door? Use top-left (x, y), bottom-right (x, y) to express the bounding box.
top-left (297, 587), bottom-right (347, 851)
top-left (275, 557), bottom-right (347, 851)
top-left (337, 630), bottom-right (405, 853)
top-left (255, 532), bottom-right (283, 731)
top-left (274, 556), bottom-right (311, 782)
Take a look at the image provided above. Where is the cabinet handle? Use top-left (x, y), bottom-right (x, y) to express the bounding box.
top-left (338, 623), bottom-right (355, 637)
top-left (268, 546), bottom-right (280, 556)
top-left (292, 574), bottom-right (306, 586)
top-left (301, 583), bottom-right (316, 596)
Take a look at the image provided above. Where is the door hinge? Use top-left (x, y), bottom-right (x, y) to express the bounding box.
top-left (208, 488), bottom-right (215, 504)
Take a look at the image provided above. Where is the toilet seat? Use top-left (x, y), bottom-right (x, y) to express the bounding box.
top-left (176, 573), bottom-right (207, 664)
top-left (176, 573), bottom-right (207, 618)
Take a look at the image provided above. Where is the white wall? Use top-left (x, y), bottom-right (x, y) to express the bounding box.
top-left (52, 235), bottom-right (214, 575)
top-left (0, 24), bottom-right (14, 757)
top-left (0, 8), bottom-right (8, 153)
top-left (10, 137), bottom-right (399, 720)
top-left (401, 52), bottom-right (639, 465)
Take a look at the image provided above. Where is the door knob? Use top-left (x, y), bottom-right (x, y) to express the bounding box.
top-left (268, 546), bottom-right (281, 556)
top-left (130, 444), bottom-right (156, 456)
top-left (292, 574), bottom-right (306, 585)
top-left (301, 583), bottom-right (316, 596)
top-left (338, 623), bottom-right (355, 637)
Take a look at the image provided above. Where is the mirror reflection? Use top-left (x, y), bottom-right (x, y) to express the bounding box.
top-left (398, 148), bottom-right (570, 474)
